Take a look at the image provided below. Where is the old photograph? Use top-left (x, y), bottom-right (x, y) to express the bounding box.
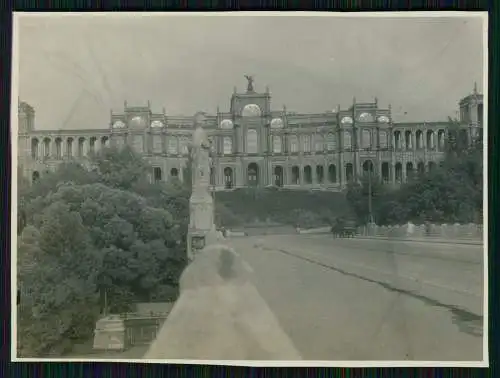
top-left (13, 12), bottom-right (487, 365)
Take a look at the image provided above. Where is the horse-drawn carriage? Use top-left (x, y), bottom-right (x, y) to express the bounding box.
top-left (330, 218), bottom-right (357, 238)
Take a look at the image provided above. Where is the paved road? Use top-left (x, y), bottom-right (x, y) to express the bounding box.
top-left (230, 234), bottom-right (484, 361)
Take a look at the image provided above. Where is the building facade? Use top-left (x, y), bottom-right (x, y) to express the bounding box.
top-left (18, 80), bottom-right (483, 191)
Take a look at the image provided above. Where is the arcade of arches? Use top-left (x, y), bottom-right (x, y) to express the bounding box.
top-left (28, 158), bottom-right (441, 186)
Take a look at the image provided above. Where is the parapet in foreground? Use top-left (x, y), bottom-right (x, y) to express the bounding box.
top-left (144, 243), bottom-right (302, 360)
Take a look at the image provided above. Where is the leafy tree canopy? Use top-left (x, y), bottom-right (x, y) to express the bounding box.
top-left (346, 122), bottom-right (483, 225)
top-left (17, 146), bottom-right (190, 357)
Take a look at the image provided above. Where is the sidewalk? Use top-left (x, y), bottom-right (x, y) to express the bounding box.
top-left (355, 235), bottom-right (483, 246)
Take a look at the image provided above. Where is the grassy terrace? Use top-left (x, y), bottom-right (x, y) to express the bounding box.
top-left (214, 187), bottom-right (350, 228)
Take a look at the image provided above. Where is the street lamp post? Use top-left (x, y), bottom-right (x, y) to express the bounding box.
top-left (368, 169), bottom-right (373, 225)
top-left (210, 142), bottom-right (216, 225)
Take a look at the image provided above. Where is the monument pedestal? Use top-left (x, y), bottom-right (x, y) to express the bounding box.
top-left (93, 315), bottom-right (126, 351)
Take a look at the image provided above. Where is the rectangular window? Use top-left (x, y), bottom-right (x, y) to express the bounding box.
top-left (179, 138), bottom-right (189, 155)
top-left (132, 135), bottom-right (144, 153)
top-left (152, 135), bottom-right (163, 153)
top-left (247, 129), bottom-right (258, 154)
top-left (273, 136), bottom-right (282, 153)
top-left (326, 134), bottom-right (336, 151)
top-left (167, 137), bottom-right (178, 154)
top-left (302, 135), bottom-right (311, 152)
top-left (114, 136), bottom-right (125, 149)
top-left (314, 135), bottom-right (323, 152)
top-left (379, 131), bottom-right (388, 149)
top-left (223, 137), bottom-right (232, 155)
top-left (290, 136), bottom-right (298, 153)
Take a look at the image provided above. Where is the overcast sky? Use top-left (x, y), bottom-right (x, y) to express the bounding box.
top-left (16, 13), bottom-right (486, 131)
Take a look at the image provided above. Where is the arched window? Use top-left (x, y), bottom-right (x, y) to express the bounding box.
top-left (416, 130), bottom-right (424, 150)
top-left (78, 137), bottom-right (85, 157)
top-left (242, 104), bottom-right (262, 117)
top-left (101, 136), bottom-right (110, 149)
top-left (223, 137), bottom-right (232, 155)
top-left (43, 138), bottom-right (51, 158)
top-left (273, 136), bottom-right (282, 153)
top-left (394, 131), bottom-right (402, 150)
top-left (426, 131), bottom-right (435, 149)
top-left (405, 130), bottom-right (413, 149)
top-left (304, 165), bottom-right (312, 184)
top-left (289, 135), bottom-right (299, 153)
top-left (406, 162), bottom-right (414, 180)
top-left (381, 162), bottom-right (390, 183)
top-left (362, 160), bottom-right (374, 173)
top-left (291, 166), bottom-right (300, 184)
top-left (247, 129), bottom-right (258, 154)
top-left (224, 167), bottom-right (234, 189)
top-left (395, 162), bottom-right (403, 182)
top-left (328, 164), bottom-right (336, 183)
top-left (170, 168), bottom-right (179, 177)
top-left (89, 137), bottom-right (97, 155)
top-left (31, 138), bottom-right (39, 160)
top-left (247, 163), bottom-right (259, 186)
top-left (55, 138), bottom-right (62, 159)
top-left (66, 138), bottom-right (73, 157)
top-left (437, 130), bottom-right (445, 151)
top-left (153, 167), bottom-right (162, 183)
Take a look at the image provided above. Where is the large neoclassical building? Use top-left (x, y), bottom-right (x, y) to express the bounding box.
top-left (17, 79), bottom-right (483, 191)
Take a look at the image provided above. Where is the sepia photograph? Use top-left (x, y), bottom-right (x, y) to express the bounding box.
top-left (12, 12), bottom-right (487, 366)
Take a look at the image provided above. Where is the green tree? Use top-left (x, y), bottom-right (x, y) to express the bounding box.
top-left (17, 203), bottom-right (101, 357)
top-left (364, 119), bottom-right (483, 226)
top-left (345, 172), bottom-right (387, 224)
top-left (17, 146), bottom-right (192, 356)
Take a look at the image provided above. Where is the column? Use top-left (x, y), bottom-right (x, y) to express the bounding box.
top-left (61, 139), bottom-right (67, 159)
top-left (299, 163), bottom-right (304, 186)
top-left (338, 152), bottom-right (344, 187)
top-left (83, 139), bottom-right (89, 157)
top-left (323, 162), bottom-right (328, 187)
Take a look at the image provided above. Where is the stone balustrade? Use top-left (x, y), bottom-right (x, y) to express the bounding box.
top-left (357, 223), bottom-right (483, 240)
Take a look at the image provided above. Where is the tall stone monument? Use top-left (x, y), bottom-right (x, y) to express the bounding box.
top-left (187, 112), bottom-right (216, 261)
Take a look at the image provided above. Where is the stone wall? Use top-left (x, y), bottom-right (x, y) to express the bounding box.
top-left (357, 223), bottom-right (483, 240)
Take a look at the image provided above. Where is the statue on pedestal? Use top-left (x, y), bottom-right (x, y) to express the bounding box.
top-left (187, 112), bottom-right (216, 260)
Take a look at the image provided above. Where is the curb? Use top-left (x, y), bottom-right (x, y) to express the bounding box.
top-left (354, 236), bottom-right (482, 246)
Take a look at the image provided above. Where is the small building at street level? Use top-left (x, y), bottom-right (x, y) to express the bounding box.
top-left (17, 78), bottom-right (483, 191)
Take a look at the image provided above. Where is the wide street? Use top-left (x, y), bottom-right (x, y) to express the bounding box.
top-left (230, 234), bottom-right (484, 361)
